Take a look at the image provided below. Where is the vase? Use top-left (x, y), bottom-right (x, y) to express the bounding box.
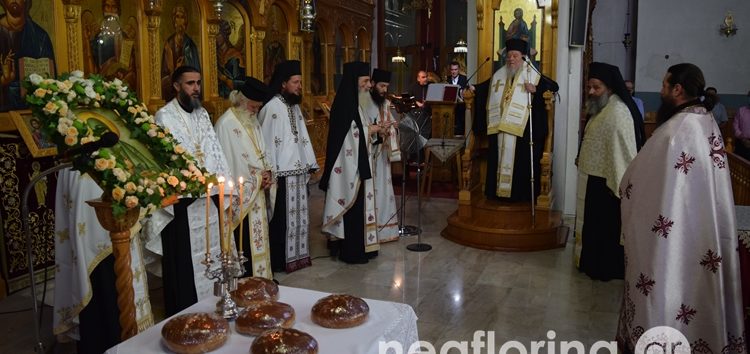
top-left (85, 197), bottom-right (140, 340)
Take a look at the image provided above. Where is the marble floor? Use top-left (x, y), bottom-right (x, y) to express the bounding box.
top-left (0, 187), bottom-right (624, 353)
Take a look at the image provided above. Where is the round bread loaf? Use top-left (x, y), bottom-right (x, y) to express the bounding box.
top-left (236, 301), bottom-right (296, 336)
top-left (310, 294), bottom-right (369, 328)
top-left (250, 328), bottom-right (318, 354)
top-left (161, 312), bottom-right (230, 354)
top-left (231, 277), bottom-right (279, 307)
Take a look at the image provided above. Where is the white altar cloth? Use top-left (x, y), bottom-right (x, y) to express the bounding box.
top-left (106, 285), bottom-right (419, 354)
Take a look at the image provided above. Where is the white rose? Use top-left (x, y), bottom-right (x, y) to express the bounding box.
top-left (71, 70), bottom-right (84, 78)
top-left (113, 78), bottom-right (123, 87)
top-left (67, 92), bottom-right (77, 101)
top-left (57, 124), bottom-right (69, 135)
top-left (29, 74), bottom-right (43, 85)
top-left (84, 85), bottom-right (96, 99)
top-left (118, 90), bottom-right (128, 99)
top-left (113, 168), bottom-right (128, 182)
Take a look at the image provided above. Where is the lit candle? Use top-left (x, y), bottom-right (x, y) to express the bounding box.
top-left (205, 182), bottom-right (213, 255)
top-left (217, 176), bottom-right (226, 254)
top-left (238, 177), bottom-right (244, 256)
top-left (227, 180), bottom-right (234, 256)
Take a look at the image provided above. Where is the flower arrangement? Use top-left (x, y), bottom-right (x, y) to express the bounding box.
top-left (24, 71), bottom-right (213, 216)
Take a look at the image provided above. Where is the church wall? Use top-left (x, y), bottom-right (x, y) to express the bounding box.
top-left (552, 0), bottom-right (584, 216)
top-left (636, 0), bottom-right (750, 111)
top-left (590, 0), bottom-right (635, 80)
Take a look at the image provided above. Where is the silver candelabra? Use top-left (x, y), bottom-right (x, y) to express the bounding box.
top-left (202, 251), bottom-right (246, 319)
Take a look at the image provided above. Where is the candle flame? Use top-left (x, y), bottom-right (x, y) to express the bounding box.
top-left (217, 176), bottom-right (225, 183)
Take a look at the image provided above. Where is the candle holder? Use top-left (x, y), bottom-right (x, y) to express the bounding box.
top-left (202, 251), bottom-right (244, 319)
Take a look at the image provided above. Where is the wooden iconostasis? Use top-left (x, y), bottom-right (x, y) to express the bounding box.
top-left (0, 0), bottom-right (373, 294)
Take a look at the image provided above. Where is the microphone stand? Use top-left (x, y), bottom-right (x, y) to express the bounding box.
top-left (524, 60), bottom-right (536, 227)
top-left (465, 57), bottom-right (491, 84)
top-left (406, 110), bottom-right (431, 252)
top-left (23, 161), bottom-right (74, 353)
top-left (523, 57), bottom-right (559, 91)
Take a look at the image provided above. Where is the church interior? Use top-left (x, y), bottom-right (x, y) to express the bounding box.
top-left (0, 0), bottom-right (749, 352)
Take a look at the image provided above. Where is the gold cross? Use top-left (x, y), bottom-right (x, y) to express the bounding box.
top-left (493, 79), bottom-right (503, 92)
top-left (194, 144), bottom-right (205, 165)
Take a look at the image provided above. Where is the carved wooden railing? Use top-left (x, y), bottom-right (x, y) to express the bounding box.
top-left (536, 91), bottom-right (556, 209)
top-left (458, 89), bottom-right (556, 217)
top-left (729, 151), bottom-right (750, 206)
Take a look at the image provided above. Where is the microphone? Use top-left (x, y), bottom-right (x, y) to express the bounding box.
top-left (59, 132), bottom-right (119, 160)
top-left (522, 56), bottom-right (560, 93)
top-left (466, 57), bottom-right (491, 84)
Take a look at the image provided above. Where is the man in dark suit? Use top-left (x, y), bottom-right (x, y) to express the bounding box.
top-left (446, 61), bottom-right (468, 88)
top-left (446, 61), bottom-right (469, 135)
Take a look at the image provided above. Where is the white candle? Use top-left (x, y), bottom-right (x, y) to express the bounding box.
top-left (205, 182), bottom-right (213, 255)
top-left (238, 177), bottom-right (244, 256)
top-left (217, 176), bottom-right (226, 254)
top-left (227, 180), bottom-right (234, 256)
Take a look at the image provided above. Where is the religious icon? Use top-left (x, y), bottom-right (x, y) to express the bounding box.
top-left (263, 4), bottom-right (288, 83)
top-left (9, 110), bottom-right (57, 157)
top-left (494, 1), bottom-right (543, 70)
top-left (83, 0), bottom-right (139, 93)
top-left (311, 22), bottom-right (326, 96)
top-left (0, 0), bottom-right (56, 112)
top-left (161, 3), bottom-right (202, 102)
top-left (217, 2), bottom-right (248, 98)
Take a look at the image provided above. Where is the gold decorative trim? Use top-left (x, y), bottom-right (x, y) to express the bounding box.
top-left (64, 4), bottom-right (82, 72)
top-left (206, 21), bottom-right (221, 100)
top-left (146, 14), bottom-right (162, 110)
top-left (250, 29), bottom-right (266, 79)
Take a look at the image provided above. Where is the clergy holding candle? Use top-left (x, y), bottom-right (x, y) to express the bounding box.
top-left (214, 76), bottom-right (275, 279)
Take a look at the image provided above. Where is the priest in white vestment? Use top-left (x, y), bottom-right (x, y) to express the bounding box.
top-left (574, 62), bottom-right (644, 281)
top-left (258, 60), bottom-right (317, 273)
top-left (617, 63), bottom-right (745, 353)
top-left (320, 61), bottom-right (382, 264)
top-left (214, 77), bottom-right (274, 279)
top-left (144, 66), bottom-right (231, 316)
top-left (483, 38), bottom-right (558, 202)
top-left (361, 68), bottom-right (400, 242)
top-left (54, 168), bottom-right (153, 353)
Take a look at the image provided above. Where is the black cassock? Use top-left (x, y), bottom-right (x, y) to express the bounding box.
top-left (473, 75), bottom-right (559, 202)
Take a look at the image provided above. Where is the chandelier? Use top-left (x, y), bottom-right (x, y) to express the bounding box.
top-left (391, 34), bottom-right (405, 63)
top-left (453, 38), bottom-right (468, 53)
top-left (99, 15), bottom-right (121, 38)
top-left (300, 0), bottom-right (316, 32)
top-left (211, 0), bottom-right (225, 19)
top-left (391, 48), bottom-right (406, 63)
top-left (401, 0), bottom-right (434, 18)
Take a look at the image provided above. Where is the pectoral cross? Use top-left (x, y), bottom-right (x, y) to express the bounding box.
top-left (493, 79), bottom-right (503, 92)
top-left (194, 144), bottom-right (205, 165)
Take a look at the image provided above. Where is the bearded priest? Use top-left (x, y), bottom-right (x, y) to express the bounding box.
top-left (258, 60), bottom-right (318, 273)
top-left (214, 77), bottom-right (275, 279)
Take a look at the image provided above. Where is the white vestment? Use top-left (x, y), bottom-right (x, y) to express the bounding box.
top-left (258, 95), bottom-right (317, 270)
top-left (142, 99), bottom-right (232, 300)
top-left (362, 97), bottom-right (400, 242)
top-left (616, 105), bottom-right (746, 352)
top-left (214, 108), bottom-right (274, 278)
top-left (321, 107), bottom-right (379, 253)
top-left (258, 95), bottom-right (318, 177)
top-left (53, 169), bottom-right (153, 339)
top-left (487, 63), bottom-right (540, 197)
top-left (574, 94), bottom-right (637, 267)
